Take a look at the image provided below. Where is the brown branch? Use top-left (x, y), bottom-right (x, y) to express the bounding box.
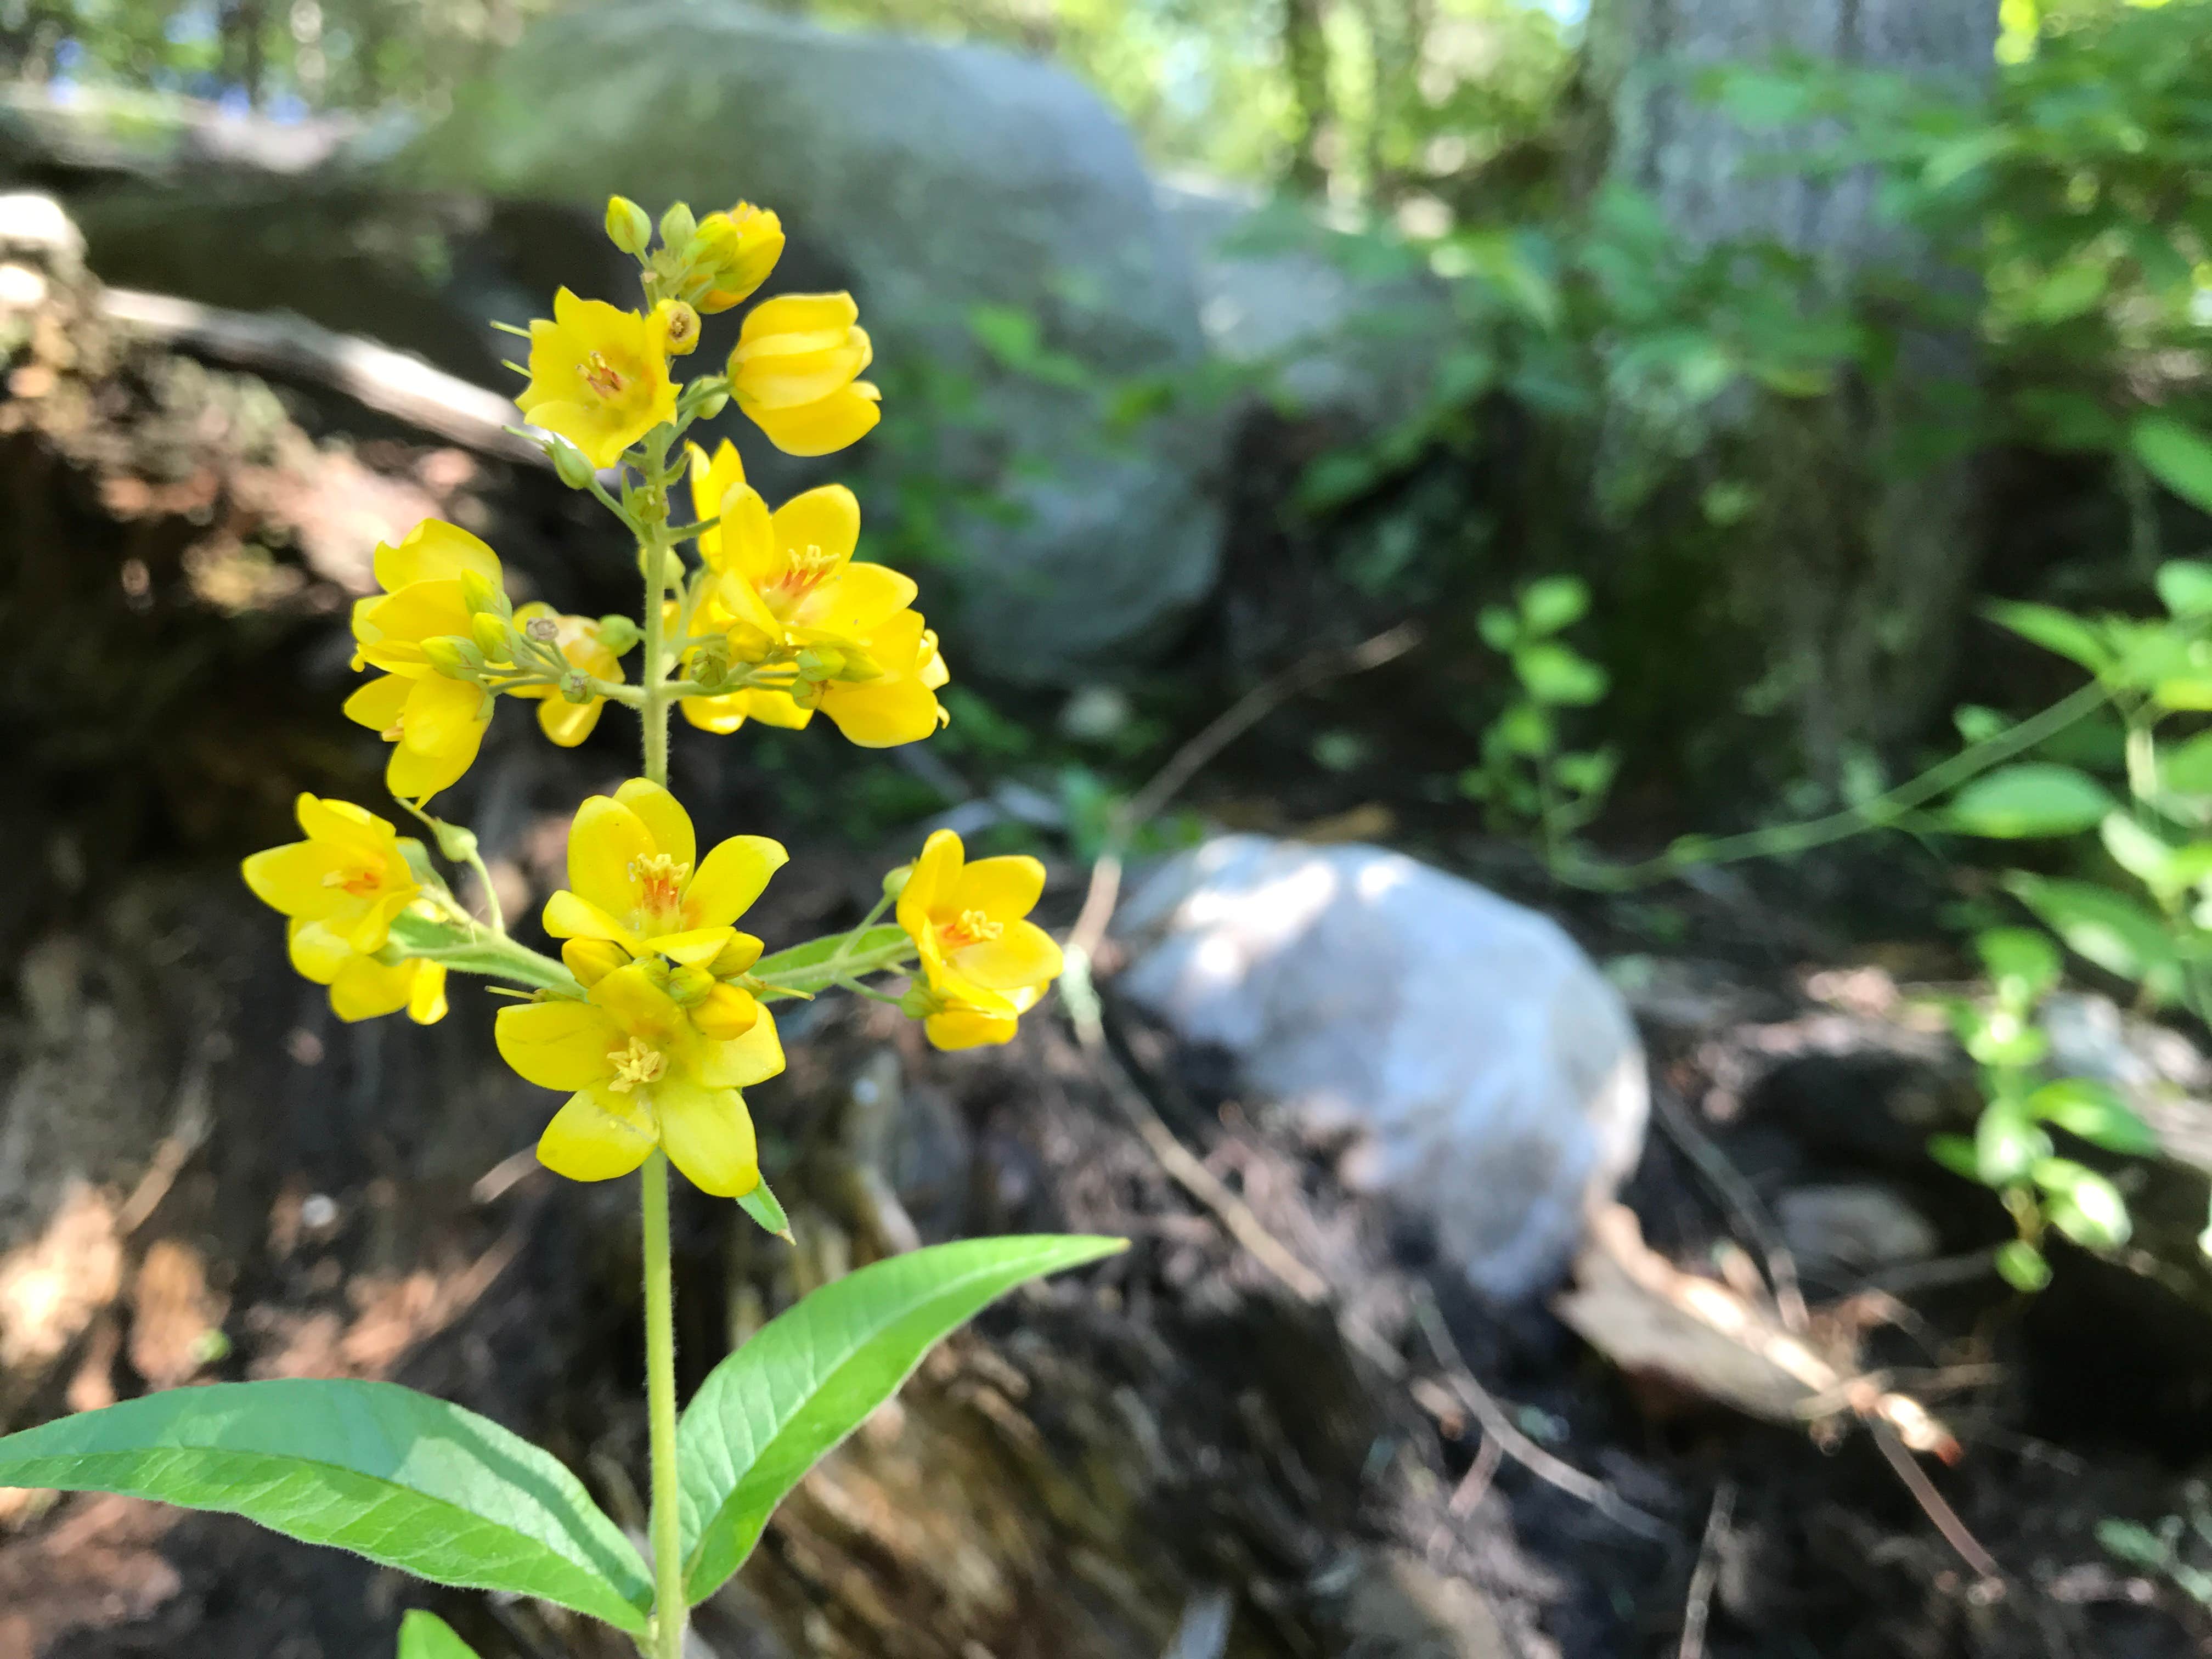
top-left (97, 286), bottom-right (547, 464)
top-left (1872, 1421), bottom-right (2004, 1587)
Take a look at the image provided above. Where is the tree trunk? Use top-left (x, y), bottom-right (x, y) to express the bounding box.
top-left (1580, 0), bottom-right (1995, 783)
top-left (1282, 0), bottom-right (1333, 195)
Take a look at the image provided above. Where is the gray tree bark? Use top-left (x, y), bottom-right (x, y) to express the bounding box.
top-left (1582, 0), bottom-right (1996, 781)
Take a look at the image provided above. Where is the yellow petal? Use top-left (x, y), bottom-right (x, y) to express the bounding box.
top-left (562, 938), bottom-right (630, 988)
top-left (286, 918), bottom-right (353, 985)
top-left (952, 855), bottom-right (1046, 923)
top-left (243, 842), bottom-right (352, 920)
top-left (407, 962), bottom-right (450, 1025)
top-left (543, 890), bottom-right (640, 952)
top-left (738, 291), bottom-right (859, 342)
top-left (387, 734), bottom-right (475, 801)
top-left (688, 438), bottom-right (746, 530)
top-left (328, 953), bottom-right (416, 1022)
top-left (690, 983), bottom-right (760, 1040)
top-left (374, 519), bottom-right (503, 595)
top-left (774, 482), bottom-right (861, 564)
top-left (538, 1086), bottom-right (658, 1183)
top-left (681, 691), bottom-right (751, 735)
top-left (732, 337), bottom-right (870, 410)
top-left (400, 672), bottom-right (490, 757)
top-left (708, 932), bottom-right (764, 977)
top-left (804, 562), bottom-right (916, 636)
top-left (566, 795), bottom-right (655, 921)
top-left (737, 687), bottom-right (815, 730)
top-left (589, 960), bottom-right (687, 1045)
top-left (343, 672), bottom-right (411, 732)
top-left (295, 793), bottom-right (390, 855)
top-left (953, 919), bottom-right (1064, 993)
top-left (819, 672), bottom-right (940, 748)
top-left (648, 926), bottom-right (736, 967)
top-left (740, 382), bottom-right (881, 458)
top-left (496, 998), bottom-right (622, 1090)
top-left (898, 829), bottom-right (964, 939)
top-left (685, 835), bottom-right (788, 929)
top-left (612, 778), bottom-right (696, 872)
top-left (924, 1008), bottom-right (1019, 1050)
top-left (534, 693), bottom-right (602, 748)
top-left (653, 1080), bottom-right (758, 1198)
top-left (693, 1005), bottom-right (785, 1087)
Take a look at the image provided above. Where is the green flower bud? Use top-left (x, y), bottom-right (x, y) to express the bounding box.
top-left (692, 387), bottom-right (730, 420)
top-left (431, 819), bottom-right (479, 862)
top-left (560, 668), bottom-right (595, 705)
top-left (664, 964), bottom-right (714, 1006)
top-left (470, 613), bottom-right (510, 660)
top-left (605, 195), bottom-right (653, 255)
top-left (658, 201), bottom-right (698, 249)
top-left (794, 645), bottom-right (845, 683)
top-left (459, 567), bottom-right (507, 619)
top-left (548, 436), bottom-right (597, 490)
top-left (595, 614), bottom-right (642, 656)
top-left (881, 864), bottom-right (912, 900)
top-left (420, 636), bottom-right (484, 679)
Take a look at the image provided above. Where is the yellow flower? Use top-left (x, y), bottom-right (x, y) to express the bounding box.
top-left (343, 520), bottom-right (501, 800)
top-left (242, 792), bottom-right (424, 952)
top-left (516, 288), bottom-right (680, 469)
top-left (540, 777), bottom-right (787, 969)
top-left (495, 956), bottom-right (783, 1195)
top-left (679, 442), bottom-right (947, 747)
top-left (504, 602), bottom-right (625, 747)
top-left (895, 829), bottom-right (1062, 1049)
top-left (288, 919), bottom-right (449, 1025)
top-left (692, 202), bottom-right (784, 312)
top-left (727, 292), bottom-right (880, 456)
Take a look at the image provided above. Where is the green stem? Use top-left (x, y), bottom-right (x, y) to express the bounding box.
top-left (640, 1149), bottom-right (686, 1658)
top-left (1566, 678), bottom-right (2115, 891)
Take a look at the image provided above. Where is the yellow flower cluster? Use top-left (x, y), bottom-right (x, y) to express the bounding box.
top-left (247, 190), bottom-right (1058, 1203)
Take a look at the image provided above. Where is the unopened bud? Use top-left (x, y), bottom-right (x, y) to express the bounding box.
top-left (562, 938), bottom-right (627, 989)
top-left (595, 614), bottom-right (642, 656)
top-left (459, 567), bottom-right (507, 619)
top-left (657, 299), bottom-right (701, 356)
top-left (658, 201), bottom-right (698, 249)
top-left (664, 964), bottom-right (714, 1006)
top-left (605, 195), bottom-right (653, 255)
top-left (470, 613), bottom-right (510, 660)
top-left (795, 645), bottom-right (845, 682)
top-left (708, 931), bottom-right (764, 978)
top-left (560, 668), bottom-right (595, 705)
top-left (693, 387), bottom-right (730, 420)
top-left (431, 819), bottom-right (478, 862)
top-left (881, 864), bottom-right (912, 900)
top-left (420, 636), bottom-right (483, 679)
top-left (548, 436), bottom-right (596, 490)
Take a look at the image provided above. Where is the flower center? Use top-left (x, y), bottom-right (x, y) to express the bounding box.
top-left (321, 865), bottom-right (385, 899)
top-left (629, 852), bottom-right (691, 931)
top-left (605, 1037), bottom-right (668, 1094)
top-left (581, 351), bottom-right (628, 400)
top-left (940, 909), bottom-right (1003, 950)
top-left (764, 544), bottom-right (839, 616)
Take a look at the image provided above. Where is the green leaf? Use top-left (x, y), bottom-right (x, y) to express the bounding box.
top-left (399, 1611), bottom-right (481, 1659)
top-left (1982, 600), bottom-right (2113, 674)
top-left (752, 927), bottom-right (906, 986)
top-left (1477, 605), bottom-right (1520, 652)
top-left (2134, 418), bottom-right (2212, 517)
top-left (1513, 642), bottom-right (1609, 707)
top-left (1495, 701), bottom-right (1553, 758)
top-left (2101, 811), bottom-right (2181, 895)
top-left (2007, 873), bottom-right (2181, 1000)
top-left (1946, 764), bottom-right (2114, 839)
top-left (1976, 1098), bottom-right (2051, 1187)
top-left (2027, 1077), bottom-right (2159, 1155)
top-left (1995, 1240), bottom-right (2052, 1293)
top-left (2159, 560), bottom-right (2212, 621)
top-left (0, 1381), bottom-right (650, 1633)
top-left (2160, 731), bottom-right (2212, 797)
top-left (2034, 1158), bottom-right (2132, 1249)
top-left (1976, 927), bottom-right (2062, 1008)
top-left (678, 1235), bottom-right (1124, 1605)
top-left (1928, 1132), bottom-right (1980, 1182)
top-left (739, 1177), bottom-right (793, 1244)
top-left (1519, 576), bottom-right (1590, 636)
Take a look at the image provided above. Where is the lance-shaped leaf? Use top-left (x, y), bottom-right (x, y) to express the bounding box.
top-left (0, 1380), bottom-right (651, 1634)
top-left (399, 1610), bottom-right (481, 1658)
top-left (677, 1234), bottom-right (1124, 1603)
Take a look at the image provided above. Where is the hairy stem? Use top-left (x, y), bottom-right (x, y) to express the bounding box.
top-left (640, 1150), bottom-right (686, 1657)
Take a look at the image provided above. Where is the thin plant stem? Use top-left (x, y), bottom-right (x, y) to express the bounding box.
top-left (640, 1149), bottom-right (686, 1659)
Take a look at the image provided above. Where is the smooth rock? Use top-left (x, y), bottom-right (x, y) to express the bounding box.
top-left (1113, 836), bottom-right (1649, 1301)
top-left (1775, 1183), bottom-right (1938, 1274)
top-left (403, 1), bottom-right (1223, 684)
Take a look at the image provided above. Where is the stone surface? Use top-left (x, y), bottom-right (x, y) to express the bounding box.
top-left (1775, 1182), bottom-right (1939, 1274)
top-left (1113, 835), bottom-right (1649, 1301)
top-left (400, 1), bottom-right (1224, 684)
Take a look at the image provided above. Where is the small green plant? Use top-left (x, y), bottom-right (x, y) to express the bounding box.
top-left (2100, 1487), bottom-right (2212, 1608)
top-left (1458, 575), bottom-right (1617, 868)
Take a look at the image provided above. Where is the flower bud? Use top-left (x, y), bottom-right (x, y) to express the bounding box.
top-left (431, 819), bottom-right (478, 862)
top-left (691, 982), bottom-right (761, 1039)
top-left (692, 386), bottom-right (730, 420)
top-left (658, 201), bottom-right (698, 249)
top-left (794, 645), bottom-right (845, 683)
top-left (562, 938), bottom-right (628, 989)
top-left (420, 636), bottom-right (483, 679)
top-left (881, 864), bottom-right (912, 900)
top-left (459, 567), bottom-right (507, 619)
top-left (560, 668), bottom-right (595, 705)
top-left (664, 964), bottom-right (715, 1006)
top-left (470, 613), bottom-right (511, 660)
top-left (708, 931), bottom-right (764, 978)
top-left (548, 436), bottom-right (597, 490)
top-left (693, 203), bottom-right (785, 312)
top-left (897, 984), bottom-right (942, 1019)
top-left (605, 195), bottom-right (653, 255)
top-left (595, 614), bottom-right (642, 656)
top-left (656, 299), bottom-right (701, 356)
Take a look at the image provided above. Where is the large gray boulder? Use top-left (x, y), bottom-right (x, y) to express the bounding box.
top-left (1114, 836), bottom-right (1649, 1301)
top-left (399, 2), bottom-right (1222, 684)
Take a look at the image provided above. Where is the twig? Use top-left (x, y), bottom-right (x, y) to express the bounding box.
top-left (1410, 1288), bottom-right (1672, 1542)
top-left (1448, 1432), bottom-right (1505, 1519)
top-left (1679, 1481), bottom-right (1736, 1659)
top-left (117, 1034), bottom-right (218, 1235)
top-left (1065, 622), bottom-right (1421, 963)
top-left (1872, 1421), bottom-right (2004, 1586)
top-left (98, 286), bottom-right (546, 462)
top-left (1651, 1086), bottom-right (1808, 1334)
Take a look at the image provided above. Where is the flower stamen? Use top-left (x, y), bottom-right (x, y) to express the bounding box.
top-left (582, 350), bottom-right (628, 400)
top-left (941, 909), bottom-right (1004, 949)
top-left (605, 1037), bottom-right (668, 1094)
